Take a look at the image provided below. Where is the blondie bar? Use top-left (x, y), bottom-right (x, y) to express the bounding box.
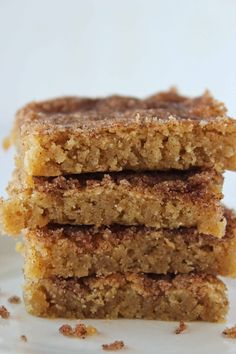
top-left (23, 273), bottom-right (228, 321)
top-left (23, 209), bottom-right (236, 279)
top-left (12, 90), bottom-right (236, 176)
top-left (1, 169), bottom-right (225, 236)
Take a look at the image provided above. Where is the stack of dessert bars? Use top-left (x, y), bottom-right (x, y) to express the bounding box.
top-left (1, 89), bottom-right (236, 321)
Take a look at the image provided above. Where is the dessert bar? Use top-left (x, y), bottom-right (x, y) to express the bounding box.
top-left (12, 90), bottom-right (236, 176)
top-left (23, 209), bottom-right (236, 279)
top-left (1, 169), bottom-right (225, 237)
top-left (23, 273), bottom-right (228, 322)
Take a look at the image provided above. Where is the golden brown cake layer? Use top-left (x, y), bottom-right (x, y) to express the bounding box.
top-left (23, 209), bottom-right (236, 279)
top-left (23, 273), bottom-right (228, 321)
top-left (12, 90), bottom-right (236, 176)
top-left (1, 169), bottom-right (225, 237)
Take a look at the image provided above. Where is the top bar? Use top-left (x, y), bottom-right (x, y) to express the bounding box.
top-left (12, 89), bottom-right (236, 176)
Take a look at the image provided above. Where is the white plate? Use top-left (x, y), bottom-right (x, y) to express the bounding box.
top-left (0, 237), bottom-right (235, 354)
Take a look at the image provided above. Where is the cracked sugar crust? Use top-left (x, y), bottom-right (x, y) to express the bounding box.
top-left (23, 273), bottom-right (228, 322)
top-left (23, 208), bottom-right (236, 279)
top-left (15, 89), bottom-right (227, 132)
top-left (1, 169), bottom-right (225, 237)
top-left (14, 88), bottom-right (227, 129)
top-left (11, 89), bottom-right (236, 176)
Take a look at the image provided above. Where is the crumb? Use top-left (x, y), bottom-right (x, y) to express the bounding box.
top-left (223, 325), bottom-right (236, 338)
top-left (2, 136), bottom-right (11, 150)
top-left (102, 340), bottom-right (125, 351)
top-left (83, 324), bottom-right (98, 336)
top-left (20, 335), bottom-right (27, 342)
top-left (0, 305), bottom-right (10, 319)
top-left (15, 242), bottom-right (24, 254)
top-left (73, 324), bottom-right (88, 339)
top-left (59, 324), bottom-right (74, 336)
top-left (175, 320), bottom-right (187, 334)
top-left (59, 323), bottom-right (97, 339)
top-left (8, 295), bottom-right (21, 304)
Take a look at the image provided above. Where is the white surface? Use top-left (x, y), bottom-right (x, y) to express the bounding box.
top-left (0, 1), bottom-right (236, 353)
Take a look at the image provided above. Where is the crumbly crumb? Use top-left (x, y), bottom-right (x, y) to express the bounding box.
top-left (2, 136), bottom-right (11, 150)
top-left (8, 295), bottom-right (21, 304)
top-left (175, 320), bottom-right (187, 334)
top-left (223, 325), bottom-right (236, 338)
top-left (102, 340), bottom-right (125, 351)
top-left (0, 305), bottom-right (10, 319)
top-left (59, 323), bottom-right (97, 338)
top-left (15, 242), bottom-right (24, 254)
top-left (73, 324), bottom-right (88, 339)
top-left (82, 324), bottom-right (98, 336)
top-left (59, 324), bottom-right (74, 336)
top-left (20, 335), bottom-right (27, 342)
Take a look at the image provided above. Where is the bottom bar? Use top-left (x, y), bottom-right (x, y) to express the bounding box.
top-left (24, 273), bottom-right (228, 322)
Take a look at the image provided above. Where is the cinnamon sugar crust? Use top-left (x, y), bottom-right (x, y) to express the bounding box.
top-left (23, 273), bottom-right (228, 321)
top-left (1, 169), bottom-right (225, 237)
top-left (15, 89), bottom-right (227, 131)
top-left (23, 209), bottom-right (236, 279)
top-left (33, 168), bottom-right (222, 196)
top-left (11, 90), bottom-right (236, 176)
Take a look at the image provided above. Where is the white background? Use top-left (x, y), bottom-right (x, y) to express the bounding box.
top-left (0, 0), bottom-right (235, 205)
